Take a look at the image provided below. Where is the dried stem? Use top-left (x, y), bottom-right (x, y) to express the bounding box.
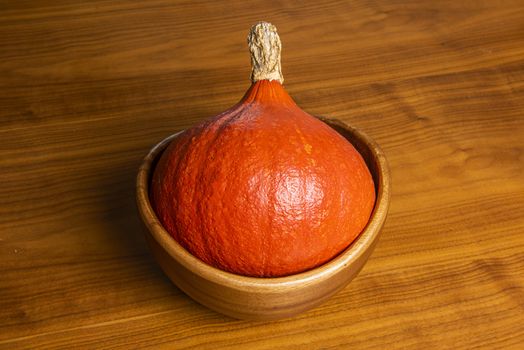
top-left (247, 22), bottom-right (284, 84)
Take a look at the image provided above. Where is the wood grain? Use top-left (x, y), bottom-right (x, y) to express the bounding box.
top-left (1, 0), bottom-right (523, 348)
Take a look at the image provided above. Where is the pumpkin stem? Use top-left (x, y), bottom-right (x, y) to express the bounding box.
top-left (248, 22), bottom-right (284, 84)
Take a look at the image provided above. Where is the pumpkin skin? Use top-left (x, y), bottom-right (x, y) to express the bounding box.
top-left (150, 80), bottom-right (375, 277)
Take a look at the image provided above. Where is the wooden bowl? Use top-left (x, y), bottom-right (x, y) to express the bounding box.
top-left (136, 117), bottom-right (391, 320)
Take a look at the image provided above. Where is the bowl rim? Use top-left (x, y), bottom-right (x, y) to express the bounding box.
top-left (136, 117), bottom-right (390, 292)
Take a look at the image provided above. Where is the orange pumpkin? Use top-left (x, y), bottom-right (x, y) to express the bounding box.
top-left (151, 22), bottom-right (375, 277)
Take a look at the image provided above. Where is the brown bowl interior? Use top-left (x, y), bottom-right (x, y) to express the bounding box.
top-left (136, 116), bottom-right (390, 319)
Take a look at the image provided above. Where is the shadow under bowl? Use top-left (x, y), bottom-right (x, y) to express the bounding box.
top-left (136, 116), bottom-right (391, 320)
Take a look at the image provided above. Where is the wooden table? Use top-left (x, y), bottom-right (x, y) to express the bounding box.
top-left (1, 1), bottom-right (523, 349)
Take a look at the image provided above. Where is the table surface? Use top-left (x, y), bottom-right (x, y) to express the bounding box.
top-left (1, 1), bottom-right (523, 349)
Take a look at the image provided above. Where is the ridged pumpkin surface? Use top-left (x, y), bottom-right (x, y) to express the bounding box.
top-left (151, 80), bottom-right (375, 277)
